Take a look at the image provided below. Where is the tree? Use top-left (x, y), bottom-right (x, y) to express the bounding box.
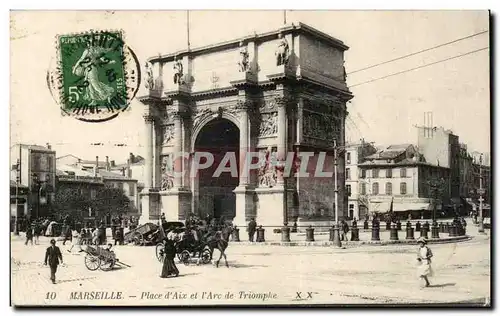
top-left (91, 186), bottom-right (132, 217)
top-left (53, 187), bottom-right (93, 222)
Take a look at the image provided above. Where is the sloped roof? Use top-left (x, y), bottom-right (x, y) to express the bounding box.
top-left (99, 170), bottom-right (134, 181)
top-left (365, 144), bottom-right (415, 160)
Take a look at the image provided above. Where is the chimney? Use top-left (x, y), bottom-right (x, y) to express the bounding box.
top-left (129, 152), bottom-right (134, 164)
top-left (106, 156), bottom-right (110, 171)
top-left (127, 158), bottom-right (132, 178)
top-left (46, 143), bottom-right (52, 150)
top-left (110, 160), bottom-right (115, 167)
top-left (94, 156), bottom-right (99, 177)
top-left (122, 167), bottom-right (126, 177)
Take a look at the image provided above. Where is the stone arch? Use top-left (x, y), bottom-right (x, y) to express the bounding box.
top-left (191, 111), bottom-right (240, 151)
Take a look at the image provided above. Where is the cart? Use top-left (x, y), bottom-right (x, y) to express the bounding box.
top-left (83, 245), bottom-right (131, 271)
top-left (123, 222), bottom-right (160, 246)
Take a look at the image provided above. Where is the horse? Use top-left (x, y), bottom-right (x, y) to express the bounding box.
top-left (206, 225), bottom-right (234, 268)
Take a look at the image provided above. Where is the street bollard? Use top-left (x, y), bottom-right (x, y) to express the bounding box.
top-left (281, 224), bottom-right (290, 242)
top-left (332, 224), bottom-right (342, 247)
top-left (445, 223), bottom-right (450, 234)
top-left (420, 224), bottom-right (428, 239)
top-left (453, 223), bottom-right (459, 236)
top-left (305, 226), bottom-right (315, 242)
top-left (439, 222), bottom-right (444, 233)
top-left (415, 221), bottom-right (421, 232)
top-left (363, 220), bottom-right (369, 230)
top-left (232, 226), bottom-right (240, 242)
top-left (329, 225), bottom-right (335, 242)
top-left (390, 223), bottom-right (399, 241)
top-left (256, 226), bottom-right (265, 242)
top-left (371, 222), bottom-right (380, 241)
top-left (406, 221), bottom-right (414, 240)
top-left (351, 225), bottom-right (359, 241)
top-left (396, 220), bottom-right (402, 231)
top-left (423, 221), bottom-right (430, 235)
top-left (385, 221), bottom-right (391, 231)
top-left (431, 222), bottom-right (440, 239)
top-left (291, 221), bottom-right (298, 233)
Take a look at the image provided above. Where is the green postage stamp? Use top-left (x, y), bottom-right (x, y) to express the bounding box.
top-left (47, 30), bottom-right (140, 122)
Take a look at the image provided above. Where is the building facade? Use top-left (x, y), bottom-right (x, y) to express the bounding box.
top-left (138, 23), bottom-right (353, 227)
top-left (358, 144), bottom-right (451, 219)
top-left (345, 140), bottom-right (377, 220)
top-left (10, 144), bottom-right (56, 219)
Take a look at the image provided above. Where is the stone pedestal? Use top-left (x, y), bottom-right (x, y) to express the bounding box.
top-left (139, 190), bottom-right (160, 225)
top-left (233, 186), bottom-right (255, 228)
top-left (254, 186), bottom-right (286, 228)
top-left (159, 189), bottom-right (192, 222)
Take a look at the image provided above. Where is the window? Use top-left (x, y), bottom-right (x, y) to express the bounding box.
top-left (117, 182), bottom-right (124, 191)
top-left (400, 168), bottom-right (407, 178)
top-left (346, 152), bottom-right (351, 164)
top-left (361, 169), bottom-right (366, 179)
top-left (346, 168), bottom-right (351, 180)
top-left (360, 183), bottom-right (366, 195)
top-left (372, 169), bottom-right (379, 178)
top-left (372, 182), bottom-right (379, 195)
top-left (90, 189), bottom-right (96, 199)
top-left (346, 184), bottom-right (351, 196)
top-left (400, 182), bottom-right (407, 195)
top-left (386, 182), bottom-right (392, 195)
top-left (386, 169), bottom-right (392, 178)
top-left (129, 183), bottom-right (135, 196)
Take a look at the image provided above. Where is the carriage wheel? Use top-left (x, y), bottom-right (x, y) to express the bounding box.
top-left (180, 250), bottom-right (190, 266)
top-left (155, 243), bottom-right (165, 262)
top-left (201, 249), bottom-right (212, 264)
top-left (133, 232), bottom-right (144, 246)
top-left (100, 258), bottom-right (116, 271)
top-left (84, 254), bottom-right (101, 271)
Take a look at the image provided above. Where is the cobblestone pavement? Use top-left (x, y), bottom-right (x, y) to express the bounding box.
top-left (11, 229), bottom-right (490, 306)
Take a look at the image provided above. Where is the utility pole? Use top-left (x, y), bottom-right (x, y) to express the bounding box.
top-left (333, 139), bottom-right (339, 224)
top-left (14, 158), bottom-right (20, 235)
top-left (478, 154), bottom-right (485, 233)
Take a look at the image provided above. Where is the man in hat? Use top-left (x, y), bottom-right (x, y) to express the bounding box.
top-left (416, 237), bottom-right (433, 288)
top-left (44, 239), bottom-right (63, 284)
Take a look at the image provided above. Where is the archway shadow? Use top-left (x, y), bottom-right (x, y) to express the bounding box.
top-left (428, 282), bottom-right (456, 288)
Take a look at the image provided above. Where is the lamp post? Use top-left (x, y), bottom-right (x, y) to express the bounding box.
top-left (478, 154), bottom-right (485, 233)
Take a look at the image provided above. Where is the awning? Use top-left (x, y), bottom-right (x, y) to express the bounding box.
top-left (393, 202), bottom-right (435, 212)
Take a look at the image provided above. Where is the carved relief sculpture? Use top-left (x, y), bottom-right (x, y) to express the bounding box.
top-left (259, 112), bottom-right (278, 137)
top-left (237, 41), bottom-right (249, 72)
top-left (275, 32), bottom-right (290, 66)
top-left (303, 111), bottom-right (335, 140)
top-left (160, 155), bottom-right (174, 191)
top-left (144, 62), bottom-right (154, 90)
top-left (173, 56), bottom-right (184, 85)
top-left (162, 125), bottom-right (174, 145)
top-left (258, 147), bottom-right (278, 188)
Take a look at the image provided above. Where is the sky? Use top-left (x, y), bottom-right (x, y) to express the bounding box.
top-left (10, 10), bottom-right (490, 164)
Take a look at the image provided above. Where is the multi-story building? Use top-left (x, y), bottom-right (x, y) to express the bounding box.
top-left (345, 140), bottom-right (377, 220)
top-left (10, 143), bottom-right (56, 219)
top-left (458, 143), bottom-right (474, 199)
top-left (56, 154), bottom-right (140, 213)
top-left (471, 159), bottom-right (491, 213)
top-left (358, 144), bottom-right (451, 219)
top-left (417, 126), bottom-right (460, 202)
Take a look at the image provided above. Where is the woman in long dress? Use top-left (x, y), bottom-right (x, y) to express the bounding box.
top-left (160, 237), bottom-right (179, 278)
top-left (416, 237), bottom-right (433, 288)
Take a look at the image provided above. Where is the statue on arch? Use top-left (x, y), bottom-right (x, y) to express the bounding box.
top-left (275, 32), bottom-right (290, 66)
top-left (238, 41), bottom-right (249, 72)
top-left (144, 62), bottom-right (154, 90)
top-left (173, 56), bottom-right (184, 85)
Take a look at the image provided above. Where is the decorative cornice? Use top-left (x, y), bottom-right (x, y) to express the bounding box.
top-left (164, 89), bottom-right (192, 102)
top-left (143, 114), bottom-right (155, 123)
top-left (190, 86), bottom-right (239, 100)
top-left (137, 95), bottom-right (171, 106)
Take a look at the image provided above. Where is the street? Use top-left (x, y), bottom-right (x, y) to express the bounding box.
top-left (11, 231), bottom-right (490, 306)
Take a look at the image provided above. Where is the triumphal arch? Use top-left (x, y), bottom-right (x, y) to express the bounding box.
top-left (138, 23), bottom-right (353, 229)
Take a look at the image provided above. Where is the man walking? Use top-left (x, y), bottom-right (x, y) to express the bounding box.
top-left (25, 223), bottom-right (33, 246)
top-left (248, 218), bottom-right (257, 242)
top-left (44, 239), bottom-right (63, 284)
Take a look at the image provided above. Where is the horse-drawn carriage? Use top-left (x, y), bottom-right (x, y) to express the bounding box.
top-left (155, 221), bottom-right (213, 265)
top-left (83, 245), bottom-right (131, 271)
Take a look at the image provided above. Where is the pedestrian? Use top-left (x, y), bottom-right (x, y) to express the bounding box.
top-left (44, 239), bottom-right (63, 284)
top-left (160, 236), bottom-right (179, 278)
top-left (416, 237), bottom-right (433, 288)
top-left (33, 222), bottom-right (40, 245)
top-left (92, 228), bottom-right (99, 245)
top-left (114, 228), bottom-right (122, 246)
top-left (248, 218), bottom-right (257, 242)
top-left (62, 226), bottom-right (72, 246)
top-left (67, 229), bottom-right (83, 253)
top-left (25, 224), bottom-right (33, 246)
